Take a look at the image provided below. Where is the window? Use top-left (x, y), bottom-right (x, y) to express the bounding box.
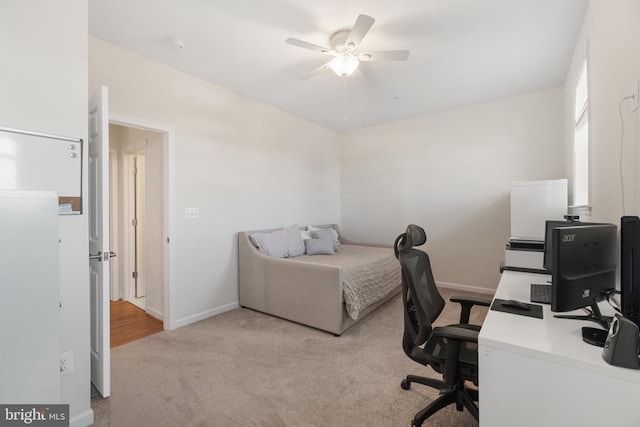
top-left (572, 59), bottom-right (590, 211)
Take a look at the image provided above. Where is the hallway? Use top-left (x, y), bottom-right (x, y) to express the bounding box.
top-left (110, 300), bottom-right (163, 348)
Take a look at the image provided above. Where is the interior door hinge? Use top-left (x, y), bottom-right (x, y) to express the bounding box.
top-left (132, 271), bottom-right (138, 279)
top-left (132, 218), bottom-right (138, 227)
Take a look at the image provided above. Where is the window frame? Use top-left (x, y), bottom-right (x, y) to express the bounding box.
top-left (570, 55), bottom-right (591, 215)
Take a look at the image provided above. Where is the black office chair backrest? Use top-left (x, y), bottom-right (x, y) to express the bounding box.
top-left (395, 224), bottom-right (445, 348)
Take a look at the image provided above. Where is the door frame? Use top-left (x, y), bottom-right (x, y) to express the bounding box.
top-left (109, 113), bottom-right (176, 331)
top-left (109, 147), bottom-right (120, 301)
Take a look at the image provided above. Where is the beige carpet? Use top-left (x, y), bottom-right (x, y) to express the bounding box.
top-left (92, 288), bottom-right (491, 427)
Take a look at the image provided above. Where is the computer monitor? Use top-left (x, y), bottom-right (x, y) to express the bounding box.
top-left (543, 218), bottom-right (582, 271)
top-left (543, 218), bottom-right (609, 271)
top-left (550, 223), bottom-right (617, 329)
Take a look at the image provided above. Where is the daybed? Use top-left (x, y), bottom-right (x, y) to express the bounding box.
top-left (238, 224), bottom-right (401, 335)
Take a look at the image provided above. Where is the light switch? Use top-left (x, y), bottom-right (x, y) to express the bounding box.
top-left (185, 208), bottom-right (199, 219)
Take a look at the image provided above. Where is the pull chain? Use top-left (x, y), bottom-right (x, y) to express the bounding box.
top-left (343, 77), bottom-right (349, 121)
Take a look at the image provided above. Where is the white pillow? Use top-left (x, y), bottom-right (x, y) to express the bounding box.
top-left (283, 225), bottom-right (305, 257)
top-left (250, 230), bottom-right (288, 258)
top-left (331, 228), bottom-right (340, 246)
top-left (250, 225), bottom-right (305, 258)
top-left (307, 225), bottom-right (340, 246)
top-left (300, 229), bottom-right (312, 240)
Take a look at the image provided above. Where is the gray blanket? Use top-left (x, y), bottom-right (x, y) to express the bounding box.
top-left (288, 244), bottom-right (401, 319)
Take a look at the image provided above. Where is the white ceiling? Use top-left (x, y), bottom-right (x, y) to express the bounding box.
top-left (88, 0), bottom-right (589, 132)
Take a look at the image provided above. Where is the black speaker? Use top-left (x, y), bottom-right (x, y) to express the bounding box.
top-left (621, 216), bottom-right (640, 328)
top-left (602, 315), bottom-right (640, 369)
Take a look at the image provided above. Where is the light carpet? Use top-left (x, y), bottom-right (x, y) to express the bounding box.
top-left (92, 288), bottom-right (491, 427)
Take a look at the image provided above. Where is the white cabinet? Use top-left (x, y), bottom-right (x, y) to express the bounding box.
top-left (0, 191), bottom-right (60, 403)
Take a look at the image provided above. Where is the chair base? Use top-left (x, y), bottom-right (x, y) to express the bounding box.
top-left (402, 375), bottom-right (479, 427)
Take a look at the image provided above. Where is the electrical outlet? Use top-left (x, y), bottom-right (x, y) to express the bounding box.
top-left (60, 351), bottom-right (73, 376)
top-left (633, 79), bottom-right (639, 112)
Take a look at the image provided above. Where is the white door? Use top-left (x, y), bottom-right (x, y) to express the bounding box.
top-left (88, 86), bottom-right (111, 398)
top-left (134, 152), bottom-right (147, 299)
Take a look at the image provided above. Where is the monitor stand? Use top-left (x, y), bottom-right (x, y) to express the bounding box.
top-left (553, 302), bottom-right (612, 330)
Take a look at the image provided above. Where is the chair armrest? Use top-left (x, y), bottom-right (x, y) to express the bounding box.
top-left (433, 326), bottom-right (479, 387)
top-left (432, 326), bottom-right (479, 344)
top-left (450, 296), bottom-right (491, 307)
top-left (450, 296), bottom-right (492, 324)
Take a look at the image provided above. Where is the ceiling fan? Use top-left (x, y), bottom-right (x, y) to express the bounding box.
top-left (285, 14), bottom-right (409, 79)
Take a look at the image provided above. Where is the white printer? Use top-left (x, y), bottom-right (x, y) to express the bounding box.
top-left (502, 179), bottom-right (568, 273)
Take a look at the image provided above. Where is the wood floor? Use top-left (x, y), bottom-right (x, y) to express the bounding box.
top-left (111, 300), bottom-right (164, 348)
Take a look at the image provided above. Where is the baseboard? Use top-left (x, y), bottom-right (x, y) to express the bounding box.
top-left (69, 408), bottom-right (93, 427)
top-left (146, 306), bottom-right (164, 321)
top-left (437, 280), bottom-right (496, 295)
top-left (174, 301), bottom-right (240, 329)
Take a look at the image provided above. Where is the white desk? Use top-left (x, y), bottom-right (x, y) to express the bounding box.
top-left (479, 271), bottom-right (640, 427)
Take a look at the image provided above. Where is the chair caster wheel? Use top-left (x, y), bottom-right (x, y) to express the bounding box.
top-left (401, 379), bottom-right (411, 390)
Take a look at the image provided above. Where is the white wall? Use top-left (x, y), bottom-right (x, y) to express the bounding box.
top-left (0, 1), bottom-right (92, 426)
top-left (341, 88), bottom-right (566, 291)
top-left (89, 37), bottom-right (341, 327)
top-left (565, 0), bottom-right (640, 224)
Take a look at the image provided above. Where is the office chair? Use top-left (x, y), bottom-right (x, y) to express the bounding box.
top-left (394, 224), bottom-right (491, 426)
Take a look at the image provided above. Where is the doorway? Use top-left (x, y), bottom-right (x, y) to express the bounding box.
top-left (89, 87), bottom-right (176, 398)
top-left (109, 123), bottom-right (165, 330)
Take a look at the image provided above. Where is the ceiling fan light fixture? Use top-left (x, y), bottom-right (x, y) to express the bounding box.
top-left (285, 13), bottom-right (408, 80)
top-left (329, 54), bottom-right (359, 77)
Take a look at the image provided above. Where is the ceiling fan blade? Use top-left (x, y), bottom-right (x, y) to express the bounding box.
top-left (300, 62), bottom-right (331, 80)
top-left (285, 38), bottom-right (332, 54)
top-left (345, 14), bottom-right (375, 48)
top-left (359, 50), bottom-right (410, 61)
